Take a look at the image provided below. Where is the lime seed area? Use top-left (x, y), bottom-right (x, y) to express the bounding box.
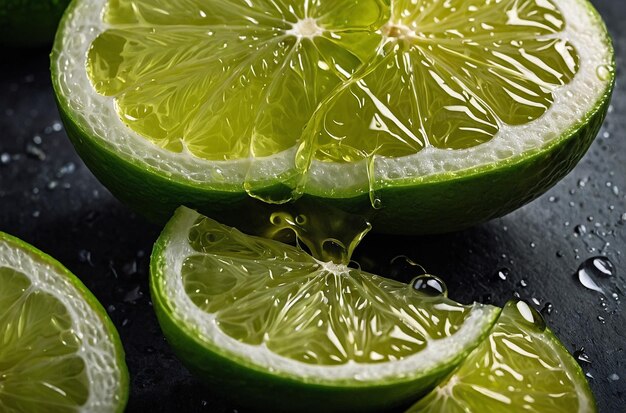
top-left (87, 0), bottom-right (578, 161)
top-left (0, 267), bottom-right (89, 412)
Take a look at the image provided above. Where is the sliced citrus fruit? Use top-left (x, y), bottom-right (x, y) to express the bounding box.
top-left (0, 232), bottom-right (128, 412)
top-left (407, 300), bottom-right (595, 413)
top-left (150, 206), bottom-right (499, 412)
top-left (51, 0), bottom-right (613, 234)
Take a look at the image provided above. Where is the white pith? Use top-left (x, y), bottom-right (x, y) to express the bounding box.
top-left (0, 238), bottom-right (123, 412)
top-left (157, 207), bottom-right (498, 382)
top-left (52, 0), bottom-right (612, 194)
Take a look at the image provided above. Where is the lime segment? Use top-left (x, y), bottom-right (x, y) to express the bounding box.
top-left (0, 233), bottom-right (128, 413)
top-left (150, 206), bottom-right (499, 411)
top-left (407, 300), bottom-right (596, 413)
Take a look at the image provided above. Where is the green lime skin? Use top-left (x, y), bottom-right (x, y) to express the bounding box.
top-left (0, 0), bottom-right (70, 47)
top-left (0, 232), bottom-right (130, 413)
top-left (51, 2), bottom-right (614, 235)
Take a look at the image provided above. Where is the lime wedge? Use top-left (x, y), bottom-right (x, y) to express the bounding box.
top-left (150, 206), bottom-right (499, 412)
top-left (0, 233), bottom-right (128, 412)
top-left (52, 0), bottom-right (613, 233)
top-left (407, 300), bottom-right (595, 413)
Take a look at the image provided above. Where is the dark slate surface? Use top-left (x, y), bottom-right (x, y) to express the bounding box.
top-left (0, 0), bottom-right (624, 411)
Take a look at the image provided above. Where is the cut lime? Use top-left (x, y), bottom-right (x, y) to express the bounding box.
top-left (150, 206), bottom-right (499, 412)
top-left (407, 300), bottom-right (596, 413)
top-left (52, 0), bottom-right (613, 233)
top-left (0, 232), bottom-right (129, 412)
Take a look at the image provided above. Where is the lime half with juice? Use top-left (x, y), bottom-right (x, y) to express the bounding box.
top-left (150, 206), bottom-right (500, 412)
top-left (407, 300), bottom-right (596, 413)
top-left (0, 232), bottom-right (128, 412)
top-left (51, 0), bottom-right (613, 234)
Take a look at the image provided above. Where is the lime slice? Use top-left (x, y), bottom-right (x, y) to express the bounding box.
top-left (150, 206), bottom-right (499, 412)
top-left (52, 0), bottom-right (613, 233)
top-left (0, 232), bottom-right (129, 412)
top-left (407, 300), bottom-right (596, 413)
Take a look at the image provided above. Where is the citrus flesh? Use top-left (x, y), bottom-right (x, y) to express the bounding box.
top-left (150, 206), bottom-right (499, 411)
top-left (0, 233), bottom-right (128, 413)
top-left (52, 0), bottom-right (614, 233)
top-left (407, 300), bottom-right (596, 413)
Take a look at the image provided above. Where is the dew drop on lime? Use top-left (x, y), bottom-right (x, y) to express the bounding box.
top-left (410, 275), bottom-right (447, 297)
top-left (512, 299), bottom-right (546, 331)
top-left (596, 64), bottom-right (612, 81)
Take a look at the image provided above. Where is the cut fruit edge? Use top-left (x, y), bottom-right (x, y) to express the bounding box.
top-left (0, 232), bottom-right (129, 413)
top-left (407, 300), bottom-right (596, 413)
top-left (52, 0), bottom-right (613, 198)
top-left (150, 206), bottom-right (500, 385)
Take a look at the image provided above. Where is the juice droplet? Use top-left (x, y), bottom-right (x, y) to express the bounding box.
top-left (596, 64), bottom-right (612, 81)
top-left (511, 299), bottom-right (546, 331)
top-left (410, 275), bottom-right (447, 297)
top-left (389, 255), bottom-right (427, 281)
top-left (372, 198), bottom-right (383, 210)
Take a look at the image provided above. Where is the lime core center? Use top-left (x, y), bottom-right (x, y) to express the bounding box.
top-left (287, 18), bottom-right (323, 38)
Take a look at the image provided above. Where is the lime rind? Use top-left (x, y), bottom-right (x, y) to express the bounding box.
top-left (0, 232), bottom-right (129, 413)
top-left (151, 206), bottom-right (500, 385)
top-left (52, 0), bottom-right (613, 197)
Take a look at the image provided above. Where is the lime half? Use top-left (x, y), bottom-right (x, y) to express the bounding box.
top-left (407, 300), bottom-right (595, 413)
top-left (52, 0), bottom-right (613, 233)
top-left (150, 206), bottom-right (499, 412)
top-left (0, 233), bottom-right (128, 412)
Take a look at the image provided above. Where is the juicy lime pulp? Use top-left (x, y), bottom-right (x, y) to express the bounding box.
top-left (407, 300), bottom-right (596, 413)
top-left (150, 206), bottom-right (499, 411)
top-left (87, 0), bottom-right (578, 160)
top-left (78, 0), bottom-right (611, 195)
top-left (0, 233), bottom-right (128, 413)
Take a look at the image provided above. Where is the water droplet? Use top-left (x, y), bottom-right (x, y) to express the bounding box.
top-left (556, 251), bottom-right (564, 258)
top-left (519, 279), bottom-right (528, 288)
top-left (540, 302), bottom-right (554, 315)
top-left (25, 143), bottom-right (46, 160)
top-left (410, 275), bottom-right (447, 297)
top-left (106, 304), bottom-right (116, 313)
top-left (574, 347), bottom-right (591, 366)
top-left (496, 268), bottom-right (509, 280)
top-left (596, 64), bottom-right (612, 81)
top-left (529, 242), bottom-right (536, 248)
top-left (32, 135), bottom-right (42, 145)
top-left (597, 315), bottom-right (605, 323)
top-left (587, 216), bottom-right (594, 222)
top-left (620, 213), bottom-right (626, 224)
top-left (0, 153), bottom-right (10, 164)
top-left (574, 225), bottom-right (587, 237)
top-left (608, 373), bottom-right (620, 382)
top-left (548, 196), bottom-right (558, 202)
top-left (78, 249), bottom-right (94, 266)
top-left (47, 180), bottom-right (58, 190)
top-left (512, 300), bottom-right (546, 331)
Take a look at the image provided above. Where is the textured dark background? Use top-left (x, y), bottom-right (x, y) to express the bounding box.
top-left (0, 0), bottom-right (624, 411)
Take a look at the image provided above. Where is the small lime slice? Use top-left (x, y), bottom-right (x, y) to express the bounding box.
top-left (0, 232), bottom-right (129, 412)
top-left (150, 206), bottom-right (499, 412)
top-left (407, 300), bottom-right (596, 413)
